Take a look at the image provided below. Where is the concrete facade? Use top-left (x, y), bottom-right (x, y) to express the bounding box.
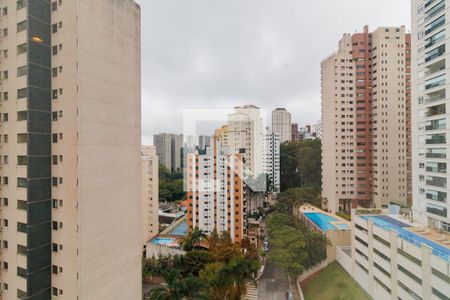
top-left (0, 0), bottom-right (142, 299)
top-left (321, 26), bottom-right (411, 214)
top-left (186, 139), bottom-right (246, 244)
top-left (412, 0), bottom-right (450, 231)
top-left (272, 108), bottom-right (291, 143)
top-left (350, 210), bottom-right (450, 300)
top-left (141, 146), bottom-right (159, 244)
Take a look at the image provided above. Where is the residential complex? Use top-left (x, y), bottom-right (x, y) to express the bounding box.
top-left (263, 130), bottom-right (281, 192)
top-left (412, 0), bottom-right (450, 231)
top-left (349, 209), bottom-right (450, 300)
top-left (186, 139), bottom-right (246, 243)
top-left (141, 146), bottom-right (159, 244)
top-left (154, 133), bottom-right (184, 172)
top-left (272, 108), bottom-right (292, 143)
top-left (197, 135), bottom-right (211, 151)
top-left (214, 125), bottom-right (229, 148)
top-left (0, 0), bottom-right (142, 299)
top-left (321, 26), bottom-right (412, 213)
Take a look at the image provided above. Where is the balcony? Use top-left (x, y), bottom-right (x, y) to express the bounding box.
top-left (425, 89), bottom-right (446, 104)
top-left (425, 103), bottom-right (446, 117)
top-left (426, 162), bottom-right (447, 173)
top-left (426, 189), bottom-right (447, 203)
top-left (425, 45), bottom-right (446, 64)
top-left (425, 30), bottom-right (445, 49)
top-left (426, 175), bottom-right (447, 188)
top-left (424, 0), bottom-right (445, 22)
top-left (426, 148), bottom-right (446, 159)
top-left (426, 203), bottom-right (447, 217)
top-left (425, 15), bottom-right (445, 36)
top-left (425, 118), bottom-right (446, 131)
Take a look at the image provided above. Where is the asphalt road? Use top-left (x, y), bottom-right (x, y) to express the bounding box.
top-left (257, 262), bottom-right (291, 300)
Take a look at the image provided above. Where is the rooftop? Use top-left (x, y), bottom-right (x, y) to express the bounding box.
top-left (300, 205), bottom-right (351, 232)
top-left (358, 213), bottom-right (450, 262)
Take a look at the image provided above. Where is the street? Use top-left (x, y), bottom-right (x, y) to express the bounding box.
top-left (256, 262), bottom-right (300, 300)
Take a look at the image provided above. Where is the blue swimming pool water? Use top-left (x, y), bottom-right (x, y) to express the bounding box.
top-left (303, 212), bottom-right (350, 231)
top-left (151, 237), bottom-right (175, 245)
top-left (363, 215), bottom-right (450, 262)
top-left (168, 220), bottom-right (188, 236)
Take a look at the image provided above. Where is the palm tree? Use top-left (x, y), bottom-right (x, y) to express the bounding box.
top-left (148, 269), bottom-right (182, 300)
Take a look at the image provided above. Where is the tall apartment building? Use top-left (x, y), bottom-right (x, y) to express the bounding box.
top-left (141, 146), bottom-right (159, 244)
top-left (153, 133), bottom-right (183, 172)
top-left (227, 105), bottom-right (264, 178)
top-left (291, 123), bottom-right (300, 141)
top-left (263, 130), bottom-right (280, 192)
top-left (197, 135), bottom-right (211, 151)
top-left (322, 26), bottom-right (411, 213)
top-left (272, 108), bottom-right (291, 143)
top-left (186, 139), bottom-right (245, 243)
top-left (0, 0), bottom-right (142, 299)
top-left (412, 0), bottom-right (450, 230)
top-left (214, 125), bottom-right (229, 148)
top-left (312, 121), bottom-right (323, 139)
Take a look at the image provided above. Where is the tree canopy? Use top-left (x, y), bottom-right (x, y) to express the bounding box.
top-left (159, 165), bottom-right (186, 202)
top-left (280, 139), bottom-right (321, 191)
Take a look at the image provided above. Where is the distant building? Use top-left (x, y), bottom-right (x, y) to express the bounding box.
top-left (198, 135), bottom-right (212, 151)
top-left (272, 108), bottom-right (292, 143)
top-left (227, 105), bottom-right (264, 177)
top-left (142, 146), bottom-right (159, 244)
top-left (186, 139), bottom-right (246, 243)
top-left (215, 125), bottom-right (229, 148)
top-left (263, 130), bottom-right (281, 192)
top-left (312, 121), bottom-right (322, 139)
top-left (154, 133), bottom-right (184, 172)
top-left (292, 123), bottom-right (300, 141)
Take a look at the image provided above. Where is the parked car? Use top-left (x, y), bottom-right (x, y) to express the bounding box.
top-left (286, 290), bottom-right (294, 300)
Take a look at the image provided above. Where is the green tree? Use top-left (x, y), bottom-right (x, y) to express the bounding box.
top-left (148, 269), bottom-right (183, 300)
top-left (280, 139), bottom-right (322, 191)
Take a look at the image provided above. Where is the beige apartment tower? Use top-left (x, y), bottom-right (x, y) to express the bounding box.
top-left (321, 26), bottom-right (411, 213)
top-left (272, 108), bottom-right (292, 143)
top-left (0, 0), bottom-right (142, 299)
top-left (141, 146), bottom-right (159, 244)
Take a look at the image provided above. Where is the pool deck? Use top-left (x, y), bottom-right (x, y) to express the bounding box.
top-left (361, 213), bottom-right (450, 251)
top-left (299, 205), bottom-right (351, 232)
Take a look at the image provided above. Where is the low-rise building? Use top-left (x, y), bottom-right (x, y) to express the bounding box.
top-left (349, 208), bottom-right (450, 300)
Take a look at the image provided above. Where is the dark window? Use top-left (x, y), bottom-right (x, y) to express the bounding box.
top-left (17, 111), bottom-right (27, 121)
top-left (17, 88), bottom-right (27, 99)
top-left (17, 178), bottom-right (27, 188)
top-left (17, 267), bottom-right (27, 278)
top-left (17, 222), bottom-right (27, 233)
top-left (17, 156), bottom-right (27, 165)
top-left (17, 200), bottom-right (27, 210)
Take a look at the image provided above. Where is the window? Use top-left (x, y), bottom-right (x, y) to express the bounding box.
top-left (427, 203), bottom-right (447, 217)
top-left (17, 222), bottom-right (27, 233)
top-left (17, 133), bottom-right (27, 143)
top-left (17, 156), bottom-right (27, 166)
top-left (17, 0), bottom-right (26, 10)
top-left (52, 1), bottom-right (57, 11)
top-left (2, 113), bottom-right (8, 122)
top-left (52, 23), bottom-right (58, 34)
top-left (52, 45), bottom-right (58, 55)
top-left (17, 200), bottom-right (27, 210)
top-left (52, 199), bottom-right (58, 208)
top-left (17, 178), bottom-right (27, 188)
top-left (17, 66), bottom-right (27, 77)
top-left (17, 111), bottom-right (27, 121)
top-left (17, 88), bottom-right (27, 99)
top-left (17, 43), bottom-right (27, 55)
top-left (52, 89), bottom-right (58, 99)
top-left (53, 134), bottom-right (58, 143)
top-left (52, 156), bottom-right (58, 165)
top-left (52, 67), bottom-right (58, 77)
top-left (16, 20), bottom-right (27, 33)
top-left (17, 244), bottom-right (26, 255)
top-left (52, 177), bottom-right (58, 186)
top-left (17, 267), bottom-right (27, 278)
top-left (52, 265), bottom-right (58, 274)
top-left (2, 262), bottom-right (8, 269)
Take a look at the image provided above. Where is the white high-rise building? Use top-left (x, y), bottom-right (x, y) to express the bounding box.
top-left (0, 0), bottom-right (142, 298)
top-left (272, 108), bottom-right (292, 143)
top-left (227, 105), bottom-right (264, 179)
top-left (154, 133), bottom-right (184, 172)
top-left (141, 146), bottom-right (159, 244)
top-left (412, 0), bottom-right (450, 230)
top-left (263, 130), bottom-right (280, 192)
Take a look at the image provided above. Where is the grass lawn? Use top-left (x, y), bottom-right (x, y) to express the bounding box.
top-left (301, 262), bottom-right (371, 300)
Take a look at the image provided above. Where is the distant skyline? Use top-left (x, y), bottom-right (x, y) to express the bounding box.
top-left (136, 0), bottom-right (411, 142)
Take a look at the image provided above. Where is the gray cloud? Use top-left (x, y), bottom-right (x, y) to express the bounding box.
top-left (136, 0), bottom-right (411, 142)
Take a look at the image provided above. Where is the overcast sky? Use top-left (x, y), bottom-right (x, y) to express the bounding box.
top-left (136, 0), bottom-right (411, 143)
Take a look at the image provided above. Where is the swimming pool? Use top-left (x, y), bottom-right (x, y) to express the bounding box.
top-left (168, 220), bottom-right (188, 236)
top-left (362, 215), bottom-right (450, 262)
top-left (151, 237), bottom-right (176, 245)
top-left (303, 212), bottom-right (350, 231)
